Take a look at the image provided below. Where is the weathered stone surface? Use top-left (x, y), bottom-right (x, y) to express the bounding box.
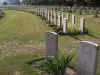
top-left (46, 32), bottom-right (58, 57)
top-left (77, 41), bottom-right (99, 75)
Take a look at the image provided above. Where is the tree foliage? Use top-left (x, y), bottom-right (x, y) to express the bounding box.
top-left (21, 0), bottom-right (99, 6)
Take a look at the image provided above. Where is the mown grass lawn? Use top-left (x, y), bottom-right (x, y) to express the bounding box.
top-left (0, 10), bottom-right (50, 75)
top-left (0, 10), bottom-right (100, 75)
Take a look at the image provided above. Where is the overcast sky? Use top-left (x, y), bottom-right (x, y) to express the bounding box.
top-left (0, 0), bottom-right (22, 3)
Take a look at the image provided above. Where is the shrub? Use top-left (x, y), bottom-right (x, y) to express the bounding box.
top-left (40, 55), bottom-right (73, 75)
top-left (53, 26), bottom-right (63, 34)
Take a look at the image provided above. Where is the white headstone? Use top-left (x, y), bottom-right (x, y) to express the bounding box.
top-left (46, 32), bottom-right (58, 57)
top-left (44, 8), bottom-right (46, 19)
top-left (48, 11), bottom-right (50, 22)
top-left (38, 8), bottom-right (40, 16)
top-left (63, 18), bottom-right (67, 33)
top-left (77, 41), bottom-right (99, 75)
top-left (66, 13), bottom-right (69, 21)
top-left (80, 17), bottom-right (85, 33)
top-left (40, 8), bottom-right (42, 16)
top-left (53, 11), bottom-right (56, 25)
top-left (58, 14), bottom-right (61, 26)
top-left (50, 10), bottom-right (53, 23)
top-left (61, 12), bottom-right (64, 25)
top-left (72, 15), bottom-right (75, 24)
top-left (36, 8), bottom-right (38, 15)
top-left (45, 8), bottom-right (48, 19)
top-left (37, 8), bottom-right (39, 16)
top-left (42, 8), bottom-right (44, 18)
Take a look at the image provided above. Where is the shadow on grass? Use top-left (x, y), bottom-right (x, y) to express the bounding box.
top-left (59, 31), bottom-right (100, 41)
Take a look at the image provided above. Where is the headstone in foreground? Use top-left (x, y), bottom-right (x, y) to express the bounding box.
top-left (46, 32), bottom-right (58, 57)
top-left (77, 41), bottom-right (99, 75)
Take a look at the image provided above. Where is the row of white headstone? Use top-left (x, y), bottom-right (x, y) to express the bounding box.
top-left (0, 6), bottom-right (85, 33)
top-left (0, 5), bottom-right (99, 15)
top-left (46, 31), bottom-right (99, 75)
top-left (33, 8), bottom-right (85, 33)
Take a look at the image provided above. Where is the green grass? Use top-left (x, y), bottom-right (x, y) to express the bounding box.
top-left (0, 55), bottom-right (40, 75)
top-left (0, 10), bottom-right (100, 75)
top-left (0, 10), bottom-right (49, 42)
top-left (0, 10), bottom-right (50, 75)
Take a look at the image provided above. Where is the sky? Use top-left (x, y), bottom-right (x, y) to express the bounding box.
top-left (0, 0), bottom-right (6, 3)
top-left (0, 0), bottom-right (22, 3)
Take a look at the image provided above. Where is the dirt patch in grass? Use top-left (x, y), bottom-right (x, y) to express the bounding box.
top-left (0, 40), bottom-right (45, 60)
